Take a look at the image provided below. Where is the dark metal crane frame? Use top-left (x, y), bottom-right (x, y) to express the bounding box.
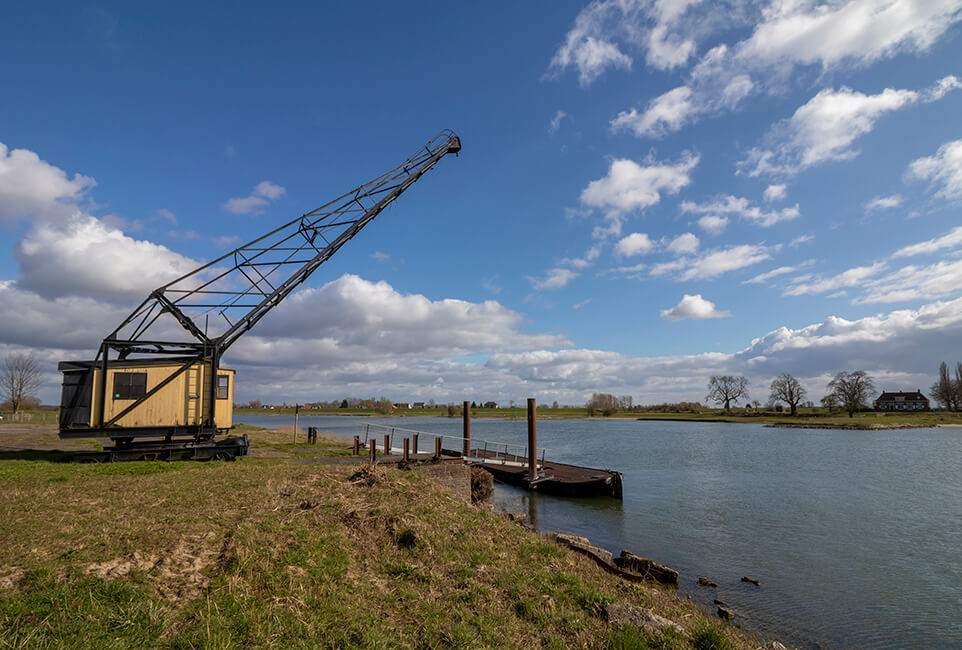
top-left (69, 130), bottom-right (460, 440)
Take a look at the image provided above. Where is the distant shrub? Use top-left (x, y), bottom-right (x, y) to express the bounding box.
top-left (637, 402), bottom-right (703, 414)
top-left (470, 467), bottom-right (493, 504)
top-left (605, 623), bottom-right (650, 650)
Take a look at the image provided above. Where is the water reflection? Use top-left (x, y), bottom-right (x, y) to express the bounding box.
top-left (494, 483), bottom-right (625, 533)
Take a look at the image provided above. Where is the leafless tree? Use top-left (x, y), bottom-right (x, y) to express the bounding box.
top-left (586, 393), bottom-right (619, 416)
top-left (2, 353), bottom-right (43, 417)
top-left (820, 393), bottom-right (839, 413)
top-left (706, 375), bottom-right (749, 413)
top-left (769, 374), bottom-right (807, 416)
top-left (827, 370), bottom-right (876, 418)
top-left (931, 362), bottom-right (957, 410)
top-left (955, 362), bottom-right (962, 410)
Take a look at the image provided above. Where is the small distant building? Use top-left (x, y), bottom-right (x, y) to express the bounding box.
top-left (393, 402), bottom-right (411, 409)
top-left (874, 391), bottom-right (930, 411)
top-left (483, 401), bottom-right (498, 409)
top-left (412, 402), bottom-right (425, 408)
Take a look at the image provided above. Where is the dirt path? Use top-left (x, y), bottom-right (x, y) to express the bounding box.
top-left (0, 423), bottom-right (105, 452)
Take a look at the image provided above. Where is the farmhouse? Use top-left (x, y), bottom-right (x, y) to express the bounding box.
top-left (873, 391), bottom-right (930, 411)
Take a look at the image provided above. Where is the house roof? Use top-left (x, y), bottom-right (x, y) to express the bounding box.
top-left (876, 391), bottom-right (928, 400)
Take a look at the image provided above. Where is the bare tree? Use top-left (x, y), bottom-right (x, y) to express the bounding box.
top-left (769, 374), bottom-right (807, 416)
top-left (827, 370), bottom-right (876, 418)
top-left (2, 353), bottom-right (43, 418)
top-left (586, 393), bottom-right (619, 416)
top-left (930, 362), bottom-right (957, 410)
top-left (955, 362), bottom-right (962, 411)
top-left (820, 393), bottom-right (839, 413)
top-left (706, 376), bottom-right (749, 413)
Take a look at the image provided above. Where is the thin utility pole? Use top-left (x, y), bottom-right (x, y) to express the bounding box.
top-left (293, 403), bottom-right (299, 444)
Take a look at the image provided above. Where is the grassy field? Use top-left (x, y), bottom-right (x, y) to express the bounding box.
top-left (0, 424), bottom-right (758, 649)
top-left (0, 408), bottom-right (58, 424)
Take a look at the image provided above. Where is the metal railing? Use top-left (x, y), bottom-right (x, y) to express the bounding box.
top-left (359, 422), bottom-right (545, 468)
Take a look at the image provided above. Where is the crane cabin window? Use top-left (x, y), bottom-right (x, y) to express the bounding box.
top-left (216, 374), bottom-right (230, 400)
top-left (113, 372), bottom-right (147, 400)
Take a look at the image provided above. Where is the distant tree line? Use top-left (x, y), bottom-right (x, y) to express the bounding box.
top-left (701, 370), bottom-right (878, 418)
top-left (585, 393), bottom-right (634, 416)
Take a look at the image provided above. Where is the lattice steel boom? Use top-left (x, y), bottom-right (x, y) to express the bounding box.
top-left (74, 130), bottom-right (460, 435)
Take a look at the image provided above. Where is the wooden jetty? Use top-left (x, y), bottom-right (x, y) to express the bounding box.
top-left (467, 449), bottom-right (623, 498)
top-left (359, 399), bottom-right (624, 499)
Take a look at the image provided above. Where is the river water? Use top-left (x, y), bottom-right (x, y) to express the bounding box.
top-left (235, 414), bottom-right (962, 649)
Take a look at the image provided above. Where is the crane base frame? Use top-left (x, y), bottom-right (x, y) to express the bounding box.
top-left (71, 434), bottom-right (249, 463)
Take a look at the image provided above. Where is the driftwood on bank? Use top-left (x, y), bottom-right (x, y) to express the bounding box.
top-left (551, 533), bottom-right (678, 586)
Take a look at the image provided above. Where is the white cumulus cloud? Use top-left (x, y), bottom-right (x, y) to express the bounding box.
top-left (15, 214), bottom-right (200, 302)
top-left (547, 0), bottom-right (711, 87)
top-left (615, 232), bottom-right (655, 257)
top-left (223, 180), bottom-right (287, 215)
top-left (530, 267), bottom-right (579, 291)
top-left (606, 2), bottom-right (962, 139)
top-left (244, 274), bottom-right (571, 359)
top-left (581, 152), bottom-right (699, 237)
top-left (740, 85), bottom-right (919, 176)
top-left (865, 194), bottom-right (905, 212)
top-left (908, 139), bottom-right (962, 202)
top-left (548, 110), bottom-right (569, 134)
top-left (610, 86), bottom-right (696, 138)
top-left (682, 195), bottom-right (800, 227)
top-left (583, 153), bottom-right (699, 215)
top-left (743, 261), bottom-right (814, 285)
top-left (0, 141), bottom-right (96, 225)
top-left (680, 244), bottom-right (771, 280)
top-left (667, 232), bottom-right (700, 255)
top-left (697, 215), bottom-right (729, 235)
top-left (735, 0), bottom-right (962, 71)
top-left (858, 259), bottom-right (962, 303)
top-left (892, 225), bottom-right (962, 258)
top-left (764, 184), bottom-right (787, 201)
top-left (784, 262), bottom-right (887, 296)
top-left (660, 294), bottom-right (730, 321)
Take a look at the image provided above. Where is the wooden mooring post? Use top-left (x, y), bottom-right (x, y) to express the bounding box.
top-left (383, 434), bottom-right (390, 456)
top-left (413, 433), bottom-right (419, 455)
top-left (527, 398), bottom-right (537, 481)
top-left (462, 400), bottom-right (471, 457)
top-left (434, 436), bottom-right (441, 459)
top-left (403, 438), bottom-right (409, 463)
top-left (353, 435), bottom-right (359, 456)
top-left (369, 439), bottom-right (376, 463)
top-left (478, 396), bottom-right (623, 498)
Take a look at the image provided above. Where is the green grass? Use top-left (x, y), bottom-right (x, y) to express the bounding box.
top-left (690, 621), bottom-right (734, 650)
top-left (0, 442), bottom-right (755, 649)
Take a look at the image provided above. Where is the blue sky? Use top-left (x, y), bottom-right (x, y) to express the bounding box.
top-left (2, 1), bottom-right (962, 406)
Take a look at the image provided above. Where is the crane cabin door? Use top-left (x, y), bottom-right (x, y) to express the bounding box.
top-left (185, 363), bottom-right (203, 426)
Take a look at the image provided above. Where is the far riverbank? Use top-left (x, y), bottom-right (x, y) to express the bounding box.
top-left (233, 407), bottom-right (962, 429)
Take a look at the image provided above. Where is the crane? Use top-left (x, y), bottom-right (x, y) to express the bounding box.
top-left (58, 130), bottom-right (461, 460)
